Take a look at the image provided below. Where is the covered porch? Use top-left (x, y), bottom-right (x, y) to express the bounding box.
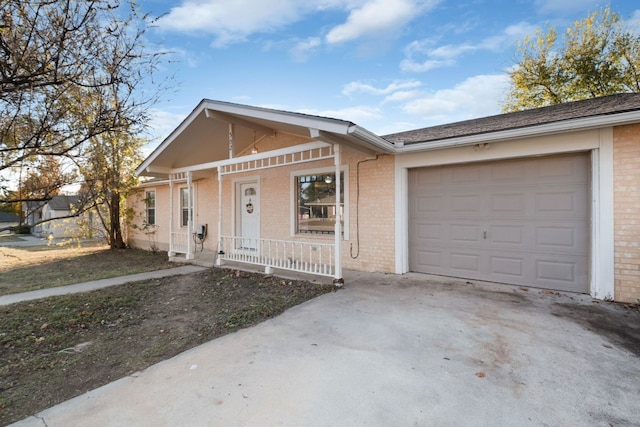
top-left (166, 142), bottom-right (344, 282)
top-left (135, 99), bottom-right (395, 285)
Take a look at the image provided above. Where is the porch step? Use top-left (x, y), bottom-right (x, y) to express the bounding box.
top-left (169, 255), bottom-right (216, 268)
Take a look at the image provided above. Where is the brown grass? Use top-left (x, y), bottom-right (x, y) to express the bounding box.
top-left (0, 248), bottom-right (335, 425)
top-left (0, 244), bottom-right (178, 296)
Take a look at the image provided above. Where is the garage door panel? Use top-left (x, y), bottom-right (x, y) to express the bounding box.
top-left (450, 252), bottom-right (480, 272)
top-left (409, 153), bottom-right (589, 293)
top-left (450, 224), bottom-right (481, 242)
top-left (491, 193), bottom-right (525, 213)
top-left (490, 256), bottom-right (524, 278)
top-left (415, 196), bottom-right (442, 213)
top-left (451, 194), bottom-right (482, 213)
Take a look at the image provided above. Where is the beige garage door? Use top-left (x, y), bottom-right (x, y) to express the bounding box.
top-left (408, 153), bottom-right (590, 293)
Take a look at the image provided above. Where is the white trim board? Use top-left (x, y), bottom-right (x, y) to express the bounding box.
top-left (394, 128), bottom-right (615, 299)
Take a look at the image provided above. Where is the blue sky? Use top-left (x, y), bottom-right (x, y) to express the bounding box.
top-left (140, 0), bottom-right (639, 143)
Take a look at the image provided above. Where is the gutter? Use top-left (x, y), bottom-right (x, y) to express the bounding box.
top-left (395, 110), bottom-right (640, 153)
top-left (348, 125), bottom-right (396, 153)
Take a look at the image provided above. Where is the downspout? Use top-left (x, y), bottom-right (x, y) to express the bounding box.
top-left (333, 144), bottom-right (343, 286)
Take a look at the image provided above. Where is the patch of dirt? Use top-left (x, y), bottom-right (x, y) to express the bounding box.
top-left (0, 268), bottom-right (335, 425)
top-left (551, 301), bottom-right (640, 356)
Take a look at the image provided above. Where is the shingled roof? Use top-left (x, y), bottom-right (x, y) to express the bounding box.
top-left (47, 195), bottom-right (81, 211)
top-left (383, 92), bottom-right (640, 145)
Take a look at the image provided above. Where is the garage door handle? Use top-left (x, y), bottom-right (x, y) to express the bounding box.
top-left (483, 230), bottom-right (487, 239)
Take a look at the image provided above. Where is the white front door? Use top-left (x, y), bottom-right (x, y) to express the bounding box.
top-left (238, 182), bottom-right (259, 251)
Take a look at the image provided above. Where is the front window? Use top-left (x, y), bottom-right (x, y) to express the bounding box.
top-left (145, 190), bottom-right (156, 225)
top-left (296, 173), bottom-right (344, 234)
top-left (180, 187), bottom-right (191, 227)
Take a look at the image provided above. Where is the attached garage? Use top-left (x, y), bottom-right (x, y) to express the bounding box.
top-left (408, 153), bottom-right (590, 293)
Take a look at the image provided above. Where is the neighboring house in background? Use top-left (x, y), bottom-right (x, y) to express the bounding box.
top-left (23, 200), bottom-right (44, 228)
top-left (128, 93), bottom-right (640, 303)
top-left (0, 211), bottom-right (20, 233)
top-left (27, 195), bottom-right (102, 239)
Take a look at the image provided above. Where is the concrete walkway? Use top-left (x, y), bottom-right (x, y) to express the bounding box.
top-left (9, 272), bottom-right (640, 427)
top-left (0, 265), bottom-right (207, 306)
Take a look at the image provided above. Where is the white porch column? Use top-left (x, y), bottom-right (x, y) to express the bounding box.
top-left (228, 123), bottom-right (235, 159)
top-left (168, 176), bottom-right (175, 257)
top-left (334, 144), bottom-right (343, 285)
top-left (216, 168), bottom-right (224, 266)
top-left (186, 171), bottom-right (194, 260)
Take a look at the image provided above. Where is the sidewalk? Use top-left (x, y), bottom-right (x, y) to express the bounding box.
top-left (0, 265), bottom-right (208, 306)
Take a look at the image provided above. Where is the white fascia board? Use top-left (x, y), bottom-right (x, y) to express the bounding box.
top-left (171, 140), bottom-right (332, 174)
top-left (395, 111), bottom-right (640, 153)
top-left (137, 179), bottom-right (170, 188)
top-left (136, 101), bottom-right (209, 176)
top-left (203, 100), bottom-right (353, 134)
top-left (348, 125), bottom-right (396, 153)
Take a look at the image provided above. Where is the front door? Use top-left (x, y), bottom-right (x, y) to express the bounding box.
top-left (237, 182), bottom-right (259, 251)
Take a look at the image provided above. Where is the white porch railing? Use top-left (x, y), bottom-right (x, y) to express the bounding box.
top-left (170, 231), bottom-right (189, 254)
top-left (218, 236), bottom-right (335, 277)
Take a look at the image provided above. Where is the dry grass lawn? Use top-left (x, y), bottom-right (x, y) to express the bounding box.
top-left (0, 243), bottom-right (335, 425)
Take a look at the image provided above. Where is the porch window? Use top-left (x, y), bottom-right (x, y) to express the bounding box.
top-left (296, 173), bottom-right (344, 234)
top-left (145, 190), bottom-right (156, 225)
top-left (180, 187), bottom-right (191, 227)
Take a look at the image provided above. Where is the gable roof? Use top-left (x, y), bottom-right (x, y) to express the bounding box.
top-left (384, 93), bottom-right (640, 149)
top-left (137, 99), bottom-right (394, 177)
top-left (46, 195), bottom-right (81, 211)
top-left (136, 93), bottom-right (640, 177)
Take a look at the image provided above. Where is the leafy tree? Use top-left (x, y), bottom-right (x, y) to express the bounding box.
top-left (503, 6), bottom-right (640, 112)
top-left (0, 0), bottom-right (168, 244)
top-left (78, 132), bottom-right (143, 249)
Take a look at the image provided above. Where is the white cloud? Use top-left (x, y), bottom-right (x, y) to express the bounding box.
top-left (147, 108), bottom-right (190, 143)
top-left (158, 0), bottom-right (439, 48)
top-left (157, 0), bottom-right (311, 47)
top-left (297, 105), bottom-right (383, 123)
top-left (326, 0), bottom-right (438, 44)
top-left (402, 74), bottom-right (510, 123)
top-left (625, 10), bottom-right (640, 35)
top-left (400, 22), bottom-right (536, 73)
top-left (400, 58), bottom-right (455, 72)
top-left (382, 89), bottom-right (423, 104)
top-left (289, 37), bottom-right (322, 62)
top-left (342, 79), bottom-right (422, 96)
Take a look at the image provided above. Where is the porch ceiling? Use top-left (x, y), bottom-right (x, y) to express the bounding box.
top-left (137, 99), bottom-right (395, 178)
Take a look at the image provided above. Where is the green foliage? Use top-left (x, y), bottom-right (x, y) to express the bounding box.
top-left (503, 6), bottom-right (640, 112)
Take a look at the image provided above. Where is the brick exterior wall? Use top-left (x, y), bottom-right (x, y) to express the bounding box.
top-left (613, 124), bottom-right (640, 303)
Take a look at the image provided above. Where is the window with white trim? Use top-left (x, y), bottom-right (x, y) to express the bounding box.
top-left (145, 190), bottom-right (156, 225)
top-left (295, 172), bottom-right (344, 235)
top-left (180, 187), bottom-right (191, 227)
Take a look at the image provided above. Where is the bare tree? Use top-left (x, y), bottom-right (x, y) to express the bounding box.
top-left (0, 0), bottom-right (170, 243)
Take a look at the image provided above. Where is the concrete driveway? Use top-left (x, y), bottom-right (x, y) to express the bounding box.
top-left (11, 272), bottom-right (640, 427)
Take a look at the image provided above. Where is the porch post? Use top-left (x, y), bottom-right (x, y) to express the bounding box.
top-left (228, 123), bottom-right (234, 159)
top-left (186, 171), bottom-right (194, 260)
top-left (168, 176), bottom-right (175, 257)
top-left (334, 144), bottom-right (343, 285)
top-left (216, 168), bottom-right (223, 266)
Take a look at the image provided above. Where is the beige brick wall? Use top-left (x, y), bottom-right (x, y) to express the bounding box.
top-left (613, 124), bottom-right (640, 303)
top-left (127, 177), bottom-right (220, 252)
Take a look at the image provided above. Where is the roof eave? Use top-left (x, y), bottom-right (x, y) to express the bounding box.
top-left (348, 125), bottom-right (396, 153)
top-left (395, 110), bottom-right (640, 153)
